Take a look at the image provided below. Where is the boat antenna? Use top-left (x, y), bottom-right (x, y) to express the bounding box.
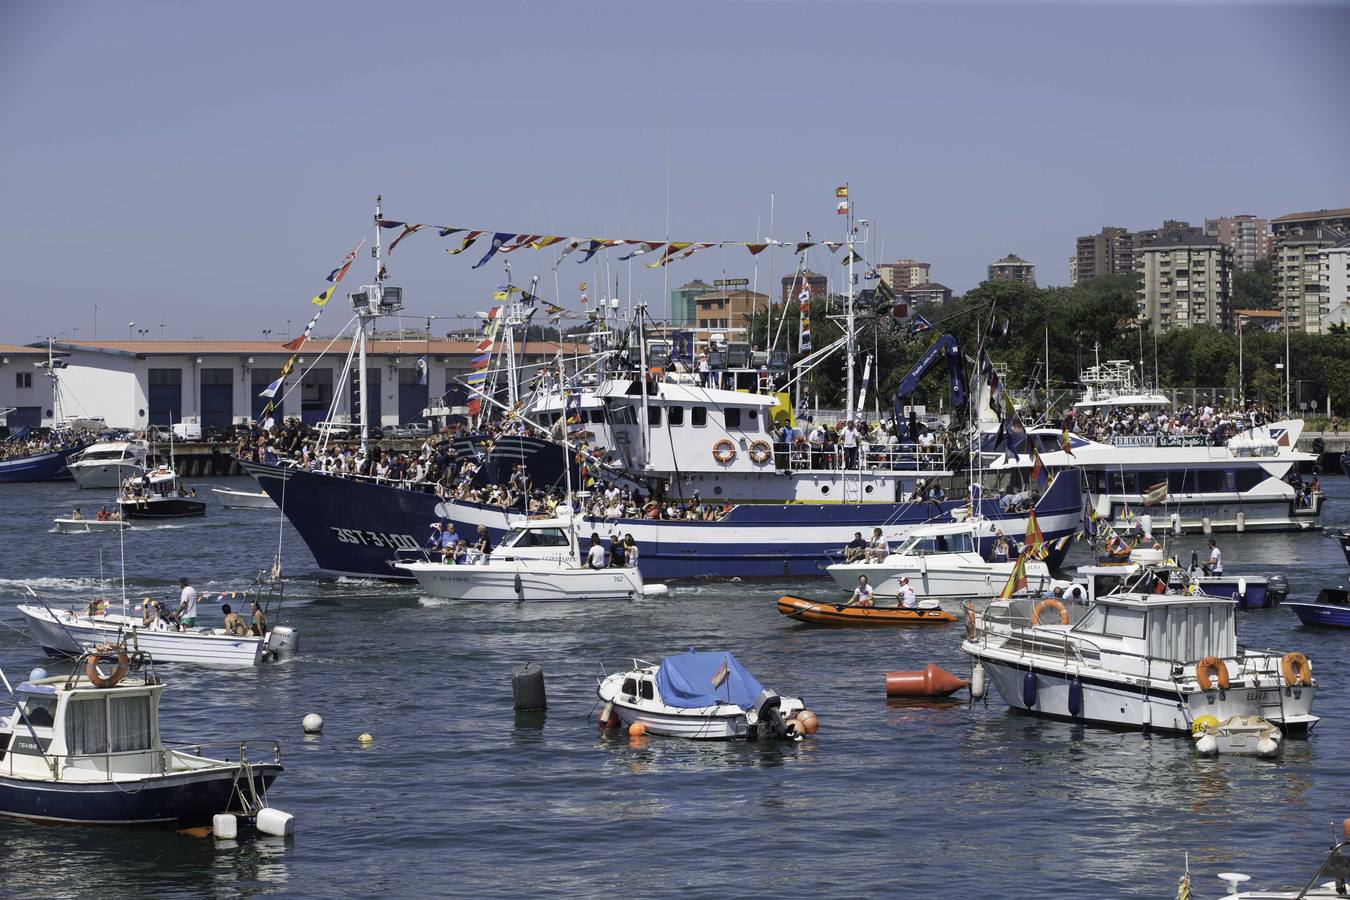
top-left (117, 487), bottom-right (128, 611)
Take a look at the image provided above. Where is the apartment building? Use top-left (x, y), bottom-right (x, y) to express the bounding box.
top-left (1136, 234), bottom-right (1233, 333)
top-left (1272, 208), bottom-right (1350, 334)
top-left (987, 253), bottom-right (1036, 286)
top-left (1321, 237), bottom-right (1350, 332)
top-left (1204, 215), bottom-right (1272, 272)
top-left (876, 259), bottom-right (931, 291)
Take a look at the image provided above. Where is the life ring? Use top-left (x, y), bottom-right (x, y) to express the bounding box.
top-left (1280, 652), bottom-right (1312, 687)
top-left (748, 441), bottom-right (772, 464)
top-left (86, 650), bottom-right (129, 689)
top-left (712, 440), bottom-right (736, 464)
top-left (1195, 656), bottom-right (1230, 692)
top-left (1031, 598), bottom-right (1069, 626)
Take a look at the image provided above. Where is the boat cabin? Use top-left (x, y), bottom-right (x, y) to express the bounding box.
top-left (2, 672), bottom-right (164, 780)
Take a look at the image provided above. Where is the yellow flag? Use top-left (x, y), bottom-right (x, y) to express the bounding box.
top-left (531, 236), bottom-right (564, 249)
top-left (492, 291), bottom-right (508, 301)
top-left (311, 285), bottom-right (335, 307)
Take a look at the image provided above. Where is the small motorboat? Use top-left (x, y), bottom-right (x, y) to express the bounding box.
top-left (1076, 548), bottom-right (1287, 610)
top-left (826, 519), bottom-right (1055, 599)
top-left (117, 466), bottom-right (205, 520)
top-left (212, 487), bottom-right (277, 510)
top-left (0, 650), bottom-right (284, 825)
top-left (776, 595), bottom-right (957, 626)
top-left (1191, 714), bottom-right (1281, 758)
top-left (66, 440), bottom-right (148, 489)
top-left (596, 649), bottom-right (814, 741)
top-left (1190, 819), bottom-right (1350, 898)
top-left (18, 575), bottom-right (299, 667)
top-left (53, 517), bottom-right (130, 534)
top-left (1286, 587), bottom-right (1350, 629)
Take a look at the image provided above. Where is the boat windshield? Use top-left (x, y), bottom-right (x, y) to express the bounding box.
top-left (21, 695), bottom-right (56, 728)
top-left (500, 527), bottom-right (571, 548)
top-left (899, 532), bottom-right (973, 556)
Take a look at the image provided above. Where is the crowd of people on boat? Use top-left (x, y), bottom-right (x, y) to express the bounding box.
top-left (1066, 402), bottom-right (1283, 444)
top-left (0, 428), bottom-right (95, 461)
top-left (770, 417), bottom-right (950, 471)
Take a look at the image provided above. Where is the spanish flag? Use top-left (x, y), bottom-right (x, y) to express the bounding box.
top-left (711, 657), bottom-right (731, 688)
top-left (1030, 444), bottom-right (1047, 486)
top-left (999, 552), bottom-right (1028, 599)
top-left (835, 185), bottom-right (848, 198)
top-left (1026, 509), bottom-right (1046, 557)
top-left (1060, 425), bottom-right (1076, 457)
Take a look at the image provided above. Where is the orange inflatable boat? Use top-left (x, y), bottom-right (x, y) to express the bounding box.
top-left (776, 595), bottom-right (958, 626)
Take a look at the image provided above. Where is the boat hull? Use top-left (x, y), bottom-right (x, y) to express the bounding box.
top-left (69, 461), bottom-right (144, 489)
top-left (399, 561), bottom-right (646, 602)
top-left (969, 650), bottom-right (1316, 735)
top-left (0, 447), bottom-right (80, 483)
top-left (118, 498), bottom-right (206, 519)
top-left (20, 607), bottom-right (268, 667)
top-left (827, 555), bottom-right (1054, 598)
top-left (242, 461), bottom-right (1084, 581)
top-left (0, 765), bottom-right (279, 825)
top-left (211, 488), bottom-right (276, 509)
top-left (1285, 599), bottom-right (1350, 628)
top-left (776, 595), bottom-right (957, 626)
top-left (52, 519), bottom-right (129, 533)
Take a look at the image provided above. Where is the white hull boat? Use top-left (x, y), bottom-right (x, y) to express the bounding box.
top-left (52, 518), bottom-right (129, 534)
top-left (963, 589), bottom-right (1318, 735)
top-left (67, 441), bottom-right (148, 490)
top-left (595, 650), bottom-right (813, 741)
top-left (212, 488), bottom-right (276, 509)
top-left (827, 518), bottom-right (1056, 598)
top-left (398, 558), bottom-right (663, 602)
top-left (18, 606), bottom-right (298, 668)
top-left (1192, 714), bottom-right (1282, 758)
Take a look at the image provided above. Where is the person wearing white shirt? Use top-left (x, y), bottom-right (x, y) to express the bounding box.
top-left (840, 421), bottom-right (860, 469)
top-left (848, 575), bottom-right (875, 608)
top-left (897, 576), bottom-right (917, 609)
top-left (586, 535), bottom-right (608, 570)
top-left (177, 577), bottom-right (198, 629)
top-left (1205, 539), bottom-right (1223, 576)
top-left (866, 527), bottom-right (889, 562)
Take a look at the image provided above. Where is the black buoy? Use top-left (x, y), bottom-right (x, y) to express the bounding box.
top-left (512, 662), bottom-right (547, 711)
top-left (1021, 671), bottom-right (1038, 709)
top-left (1068, 677), bottom-right (1084, 717)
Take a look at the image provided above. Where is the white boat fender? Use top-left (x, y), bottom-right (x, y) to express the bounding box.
top-left (1236, 511), bottom-right (1246, 533)
top-left (1202, 516), bottom-right (1212, 536)
top-left (302, 714), bottom-right (323, 734)
top-left (1171, 512), bottom-right (1182, 536)
top-left (1237, 578), bottom-right (1247, 603)
top-left (213, 813), bottom-right (238, 840)
top-left (642, 584), bottom-right (669, 597)
top-left (1256, 735), bottom-right (1280, 758)
top-left (1139, 514), bottom-right (1152, 537)
top-left (255, 807), bottom-right (294, 837)
top-left (1195, 733), bottom-right (1219, 756)
top-left (970, 662), bottom-right (986, 700)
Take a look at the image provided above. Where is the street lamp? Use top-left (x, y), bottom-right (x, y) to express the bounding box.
top-left (128, 321), bottom-right (135, 341)
top-left (1237, 315), bottom-right (1245, 408)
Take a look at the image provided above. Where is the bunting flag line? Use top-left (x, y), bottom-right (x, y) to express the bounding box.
top-left (387, 224), bottom-right (425, 254)
top-left (835, 185), bottom-right (849, 199)
top-left (283, 306), bottom-right (325, 351)
top-left (446, 230), bottom-right (483, 255)
top-left (326, 239), bottom-right (366, 283)
top-left (798, 278), bottom-right (812, 353)
top-left (258, 376), bottom-right (283, 399)
top-left (1025, 510), bottom-right (1048, 559)
top-left (311, 285), bottom-right (337, 307)
top-left (473, 232), bottom-right (515, 269)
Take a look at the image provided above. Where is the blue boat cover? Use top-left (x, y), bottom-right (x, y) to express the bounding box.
top-left (655, 649), bottom-right (766, 709)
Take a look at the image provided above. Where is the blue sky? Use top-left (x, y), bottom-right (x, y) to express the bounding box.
top-left (2, 0), bottom-right (1347, 343)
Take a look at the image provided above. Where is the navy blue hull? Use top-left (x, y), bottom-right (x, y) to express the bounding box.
top-left (0, 446), bottom-right (81, 483)
top-left (243, 461), bottom-right (1084, 581)
top-left (0, 765), bottom-right (279, 825)
top-left (1286, 602), bottom-right (1350, 628)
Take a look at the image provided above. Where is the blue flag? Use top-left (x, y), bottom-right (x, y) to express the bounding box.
top-left (472, 232), bottom-right (515, 269)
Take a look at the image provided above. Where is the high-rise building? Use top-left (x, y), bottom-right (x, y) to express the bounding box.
top-left (781, 270), bottom-right (828, 305)
top-left (1319, 237), bottom-right (1350, 332)
top-left (1204, 215), bottom-right (1272, 272)
top-left (900, 282), bottom-right (952, 306)
top-left (1068, 256), bottom-right (1078, 287)
top-left (876, 260), bottom-right (931, 291)
top-left (988, 253), bottom-right (1036, 286)
top-left (1136, 233), bottom-right (1232, 333)
top-left (693, 288), bottom-right (770, 347)
top-left (1272, 208), bottom-right (1350, 333)
top-left (669, 279), bottom-right (715, 327)
top-left (1074, 226), bottom-right (1135, 283)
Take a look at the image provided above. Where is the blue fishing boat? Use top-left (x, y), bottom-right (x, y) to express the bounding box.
top-left (1286, 587), bottom-right (1350, 628)
top-left (0, 444), bottom-right (83, 482)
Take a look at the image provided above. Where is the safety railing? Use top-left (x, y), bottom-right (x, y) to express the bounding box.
top-left (775, 442), bottom-right (949, 474)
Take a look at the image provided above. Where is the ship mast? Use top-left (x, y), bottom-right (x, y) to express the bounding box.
top-left (351, 194), bottom-right (402, 457)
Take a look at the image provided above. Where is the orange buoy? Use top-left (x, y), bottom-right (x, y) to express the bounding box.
top-left (885, 663), bottom-right (969, 698)
top-left (794, 710), bottom-right (819, 734)
top-left (628, 721), bottom-right (647, 737)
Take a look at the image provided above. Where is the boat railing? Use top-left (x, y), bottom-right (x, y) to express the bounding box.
top-left (162, 740), bottom-right (283, 771)
top-left (776, 441), bottom-right (949, 475)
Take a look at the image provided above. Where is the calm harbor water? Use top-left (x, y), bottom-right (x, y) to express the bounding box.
top-left (2, 475), bottom-right (1349, 898)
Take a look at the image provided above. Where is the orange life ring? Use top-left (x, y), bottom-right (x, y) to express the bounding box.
top-left (1280, 652), bottom-right (1312, 687)
top-left (1031, 598), bottom-right (1069, 626)
top-left (86, 650), bottom-right (129, 689)
top-left (712, 440), bottom-right (736, 464)
top-left (748, 440), bottom-right (772, 464)
top-left (1195, 656), bottom-right (1230, 692)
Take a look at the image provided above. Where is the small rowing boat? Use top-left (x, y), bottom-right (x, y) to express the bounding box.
top-left (52, 518), bottom-right (129, 534)
top-left (776, 595), bottom-right (958, 626)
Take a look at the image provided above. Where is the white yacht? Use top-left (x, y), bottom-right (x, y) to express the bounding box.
top-left (66, 440), bottom-right (148, 489)
top-left (962, 583), bottom-right (1319, 735)
top-left (826, 517), bottom-right (1055, 599)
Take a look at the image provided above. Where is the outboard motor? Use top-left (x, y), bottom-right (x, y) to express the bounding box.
top-left (265, 626), bottom-right (299, 661)
top-left (747, 689), bottom-right (787, 741)
top-left (1265, 574), bottom-right (1289, 607)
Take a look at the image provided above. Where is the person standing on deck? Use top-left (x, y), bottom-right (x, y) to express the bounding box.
top-left (177, 577), bottom-right (198, 630)
top-left (1204, 539), bottom-right (1223, 576)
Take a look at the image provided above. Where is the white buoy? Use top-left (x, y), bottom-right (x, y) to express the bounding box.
top-left (1201, 516), bottom-right (1212, 535)
top-left (302, 714), bottom-right (323, 734)
top-left (1237, 578), bottom-right (1247, 602)
top-left (1171, 512), bottom-right (1182, 536)
top-left (641, 584), bottom-right (669, 597)
top-left (1195, 734), bottom-right (1218, 756)
top-left (1257, 736), bottom-right (1280, 758)
top-left (971, 662), bottom-right (987, 700)
top-left (28, 667), bottom-right (48, 682)
top-left (1235, 511), bottom-right (1246, 533)
top-left (255, 807), bottom-right (294, 837)
top-left (212, 813), bottom-right (238, 840)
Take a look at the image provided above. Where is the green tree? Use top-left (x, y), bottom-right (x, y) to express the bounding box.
top-left (1232, 257), bottom-right (1275, 310)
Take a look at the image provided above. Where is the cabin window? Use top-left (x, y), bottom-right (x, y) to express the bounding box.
top-left (668, 406), bottom-right (685, 426)
top-left (21, 695), bottom-right (56, 728)
top-left (622, 678), bottom-right (638, 696)
top-left (639, 680), bottom-right (655, 700)
top-left (1196, 470), bottom-right (1225, 492)
top-left (647, 406), bottom-right (662, 427)
top-left (586, 410), bottom-right (605, 424)
top-left (1167, 471), bottom-right (1193, 493)
top-left (109, 695), bottom-right (153, 753)
top-left (725, 408), bottom-right (742, 429)
top-left (1102, 607), bottom-right (1145, 640)
top-left (502, 527), bottom-right (570, 547)
top-left (66, 696), bottom-right (109, 756)
top-left (1072, 606), bottom-right (1106, 635)
top-left (692, 407), bottom-right (708, 427)
top-left (1106, 472), bottom-right (1135, 494)
top-left (609, 405), bottom-right (637, 425)
top-left (1235, 470), bottom-right (1265, 492)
